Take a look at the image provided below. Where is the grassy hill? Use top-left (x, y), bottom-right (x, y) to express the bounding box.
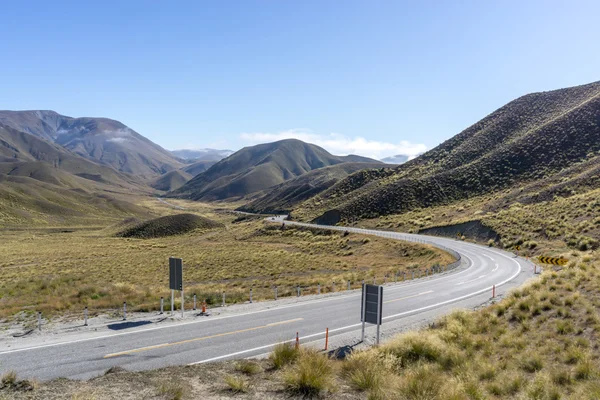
top-left (295, 80), bottom-right (600, 223)
top-left (150, 170), bottom-right (192, 191)
top-left (182, 160), bottom-right (218, 176)
top-left (116, 213), bottom-right (223, 238)
top-left (0, 122), bottom-right (155, 226)
top-left (0, 110), bottom-right (182, 178)
top-left (239, 162), bottom-right (386, 214)
top-left (170, 139), bottom-right (380, 201)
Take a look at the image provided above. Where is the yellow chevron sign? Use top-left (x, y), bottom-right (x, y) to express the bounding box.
top-left (514, 245), bottom-right (521, 251)
top-left (537, 256), bottom-right (568, 266)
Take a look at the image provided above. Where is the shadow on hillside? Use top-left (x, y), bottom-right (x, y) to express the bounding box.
top-left (107, 321), bottom-right (153, 330)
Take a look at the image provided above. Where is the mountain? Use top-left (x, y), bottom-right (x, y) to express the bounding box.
top-left (150, 170), bottom-right (192, 191)
top-left (171, 148), bottom-right (233, 161)
top-left (381, 154), bottom-right (409, 164)
top-left (295, 80), bottom-right (600, 223)
top-left (0, 122), bottom-right (153, 225)
top-left (169, 139), bottom-right (381, 201)
top-left (0, 122), bottom-right (141, 188)
top-left (239, 162), bottom-right (386, 213)
top-left (181, 160), bottom-right (218, 177)
top-left (0, 110), bottom-right (182, 178)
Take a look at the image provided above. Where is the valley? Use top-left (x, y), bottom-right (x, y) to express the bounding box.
top-left (1, 80), bottom-right (600, 400)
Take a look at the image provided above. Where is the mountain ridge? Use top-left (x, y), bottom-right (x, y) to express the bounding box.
top-left (169, 139), bottom-right (381, 201)
top-left (294, 80), bottom-right (600, 223)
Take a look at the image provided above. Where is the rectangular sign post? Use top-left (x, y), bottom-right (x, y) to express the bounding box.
top-left (361, 284), bottom-right (383, 344)
top-left (169, 257), bottom-right (183, 317)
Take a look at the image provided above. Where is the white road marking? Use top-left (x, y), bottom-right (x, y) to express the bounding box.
top-left (493, 263), bottom-right (499, 272)
top-left (189, 254), bottom-right (523, 365)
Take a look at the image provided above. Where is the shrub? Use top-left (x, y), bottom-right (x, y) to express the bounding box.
top-left (270, 342), bottom-right (300, 370)
top-left (283, 349), bottom-right (336, 397)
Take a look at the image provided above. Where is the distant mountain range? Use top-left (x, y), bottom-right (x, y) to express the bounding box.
top-left (171, 148), bottom-right (234, 161)
top-left (381, 154), bottom-right (410, 164)
top-left (6, 80), bottom-right (599, 228)
top-left (169, 139), bottom-right (381, 201)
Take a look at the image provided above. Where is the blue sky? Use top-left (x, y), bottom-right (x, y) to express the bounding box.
top-left (1, 1), bottom-right (599, 159)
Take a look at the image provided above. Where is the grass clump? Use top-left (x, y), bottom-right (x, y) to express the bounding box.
top-left (156, 380), bottom-right (190, 400)
top-left (234, 359), bottom-right (261, 375)
top-left (224, 374), bottom-right (251, 393)
top-left (0, 371), bottom-right (36, 392)
top-left (342, 350), bottom-right (396, 397)
top-left (283, 349), bottom-right (336, 397)
top-left (269, 342), bottom-right (299, 370)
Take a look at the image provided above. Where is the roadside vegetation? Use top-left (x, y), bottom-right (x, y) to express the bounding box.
top-left (0, 200), bottom-right (452, 322)
top-left (4, 251), bottom-right (599, 399)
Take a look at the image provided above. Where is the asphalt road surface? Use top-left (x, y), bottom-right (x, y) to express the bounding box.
top-left (0, 218), bottom-right (532, 381)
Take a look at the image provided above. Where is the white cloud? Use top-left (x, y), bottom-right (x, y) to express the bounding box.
top-left (239, 129), bottom-right (427, 160)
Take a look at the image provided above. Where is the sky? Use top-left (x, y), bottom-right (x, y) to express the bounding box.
top-left (1, 1), bottom-right (599, 160)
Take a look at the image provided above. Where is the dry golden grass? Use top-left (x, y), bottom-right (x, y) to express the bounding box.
top-left (0, 200), bottom-right (452, 320)
top-left (6, 254), bottom-right (600, 399)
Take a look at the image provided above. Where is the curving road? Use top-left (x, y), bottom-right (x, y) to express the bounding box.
top-left (0, 218), bottom-right (534, 381)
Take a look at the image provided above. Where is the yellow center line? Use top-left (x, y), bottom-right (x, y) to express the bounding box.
top-left (103, 318), bottom-right (303, 359)
top-left (384, 290), bottom-right (434, 304)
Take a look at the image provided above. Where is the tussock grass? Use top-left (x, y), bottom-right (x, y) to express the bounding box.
top-left (156, 379), bottom-right (190, 400)
top-left (234, 360), bottom-right (261, 375)
top-left (283, 349), bottom-right (336, 397)
top-left (269, 342), bottom-right (299, 370)
top-left (0, 215), bottom-right (452, 320)
top-left (224, 374), bottom-right (250, 393)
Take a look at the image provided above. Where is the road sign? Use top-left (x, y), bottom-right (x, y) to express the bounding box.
top-left (169, 257), bottom-right (183, 290)
top-left (514, 245), bottom-right (521, 251)
top-left (537, 256), bottom-right (568, 266)
top-left (361, 284), bottom-right (383, 344)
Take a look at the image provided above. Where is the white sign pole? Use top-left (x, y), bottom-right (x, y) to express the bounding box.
top-left (171, 289), bottom-right (174, 316)
top-left (376, 286), bottom-right (382, 345)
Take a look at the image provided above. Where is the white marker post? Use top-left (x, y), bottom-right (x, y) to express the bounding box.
top-left (361, 284), bottom-right (366, 342)
top-left (376, 286), bottom-right (382, 345)
top-left (123, 302), bottom-right (127, 321)
top-left (181, 289), bottom-right (184, 318)
top-left (84, 307), bottom-right (88, 326)
top-left (37, 312), bottom-right (42, 331)
top-left (160, 297), bottom-right (164, 314)
top-left (171, 290), bottom-right (174, 316)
